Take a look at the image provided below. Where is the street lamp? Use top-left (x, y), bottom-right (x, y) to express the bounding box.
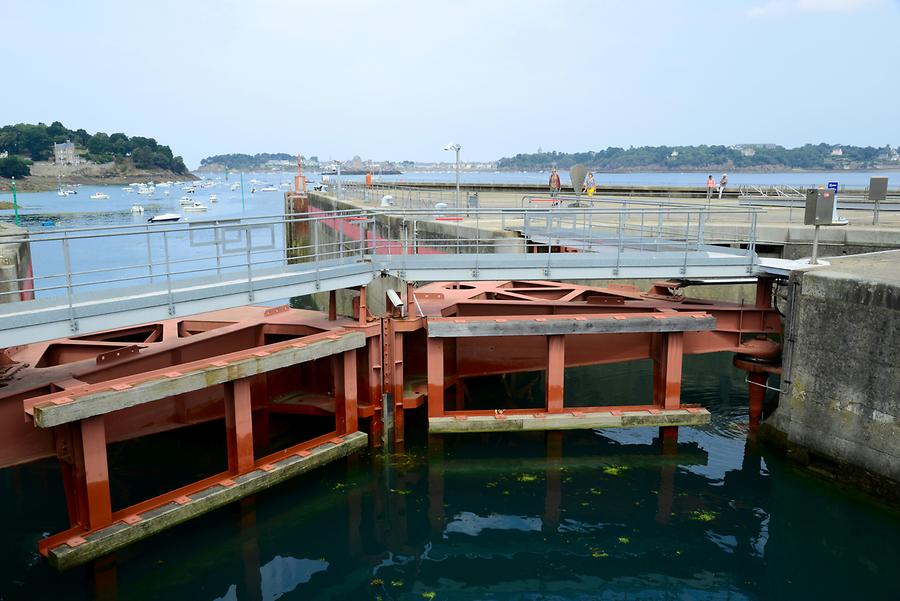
top-left (443, 142), bottom-right (461, 208)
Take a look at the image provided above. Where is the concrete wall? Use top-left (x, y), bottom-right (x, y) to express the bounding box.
top-left (765, 250), bottom-right (900, 498)
top-left (0, 223), bottom-right (33, 304)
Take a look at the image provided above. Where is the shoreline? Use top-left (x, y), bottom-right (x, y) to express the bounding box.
top-left (0, 171), bottom-right (198, 193)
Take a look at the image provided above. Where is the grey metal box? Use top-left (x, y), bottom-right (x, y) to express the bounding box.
top-left (869, 177), bottom-right (888, 202)
top-left (804, 189), bottom-right (837, 225)
top-left (467, 192), bottom-right (479, 208)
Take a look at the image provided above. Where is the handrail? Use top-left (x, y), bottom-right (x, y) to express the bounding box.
top-left (0, 205), bottom-right (764, 307)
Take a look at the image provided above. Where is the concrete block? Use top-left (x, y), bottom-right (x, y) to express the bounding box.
top-left (429, 408), bottom-right (710, 434)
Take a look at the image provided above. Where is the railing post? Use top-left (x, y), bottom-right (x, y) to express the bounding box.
top-left (748, 212), bottom-right (758, 273)
top-left (656, 207), bottom-right (662, 252)
top-left (473, 209), bottom-right (480, 277)
top-left (215, 221), bottom-right (225, 276)
top-left (62, 233), bottom-right (77, 332)
top-left (145, 224), bottom-right (154, 282)
top-left (162, 229), bottom-right (175, 315)
top-left (615, 211), bottom-right (624, 275)
top-left (244, 225), bottom-right (254, 302)
top-left (697, 210), bottom-right (705, 249)
top-left (313, 219), bottom-right (320, 289)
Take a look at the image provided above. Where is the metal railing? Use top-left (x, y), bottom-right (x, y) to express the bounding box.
top-left (333, 182), bottom-right (461, 209)
top-left (0, 204), bottom-right (765, 309)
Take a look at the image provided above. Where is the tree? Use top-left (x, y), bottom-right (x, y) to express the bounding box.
top-left (0, 156), bottom-right (31, 178)
top-left (88, 132), bottom-right (112, 155)
top-left (18, 124), bottom-right (52, 161)
top-left (47, 121), bottom-right (69, 142)
top-left (73, 128), bottom-right (91, 147)
top-left (131, 146), bottom-right (154, 169)
top-left (171, 156), bottom-right (188, 174)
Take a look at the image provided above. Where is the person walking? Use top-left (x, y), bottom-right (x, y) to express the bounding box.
top-left (706, 175), bottom-right (716, 202)
top-left (583, 172), bottom-right (596, 197)
top-left (718, 173), bottom-right (728, 200)
top-left (549, 168), bottom-right (561, 199)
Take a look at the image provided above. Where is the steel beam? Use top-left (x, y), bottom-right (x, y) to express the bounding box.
top-left (427, 313), bottom-right (715, 337)
top-left (546, 335), bottom-right (565, 413)
top-left (427, 338), bottom-right (445, 417)
top-left (43, 432), bottom-right (367, 570)
top-left (30, 332), bottom-right (366, 428)
top-left (225, 379), bottom-right (255, 474)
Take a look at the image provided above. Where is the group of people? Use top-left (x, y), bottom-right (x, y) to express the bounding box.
top-left (548, 168), bottom-right (595, 198)
top-left (547, 168), bottom-right (729, 201)
top-left (706, 173), bottom-right (728, 201)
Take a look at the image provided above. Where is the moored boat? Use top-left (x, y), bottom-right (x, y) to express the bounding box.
top-left (183, 202), bottom-right (208, 212)
top-left (148, 213), bottom-right (181, 223)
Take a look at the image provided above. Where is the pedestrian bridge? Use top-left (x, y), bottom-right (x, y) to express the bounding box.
top-left (0, 205), bottom-right (771, 347)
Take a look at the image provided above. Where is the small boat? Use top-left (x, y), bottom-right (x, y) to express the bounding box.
top-left (90, 192), bottom-right (110, 200)
top-left (122, 187), bottom-right (133, 192)
top-left (250, 187), bottom-right (257, 194)
top-left (209, 194), bottom-right (218, 203)
top-left (230, 183), bottom-right (240, 191)
top-left (259, 185), bottom-right (279, 192)
top-left (137, 186), bottom-right (154, 195)
top-left (148, 213), bottom-right (181, 223)
top-left (182, 186), bottom-right (196, 193)
top-left (57, 189), bottom-right (66, 197)
top-left (179, 196), bottom-right (193, 205)
top-left (131, 205), bottom-right (145, 213)
top-left (183, 202), bottom-right (208, 212)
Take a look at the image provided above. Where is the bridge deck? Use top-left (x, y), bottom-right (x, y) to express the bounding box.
top-left (0, 206), bottom-right (765, 347)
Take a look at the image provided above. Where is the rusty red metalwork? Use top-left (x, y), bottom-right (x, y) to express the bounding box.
top-left (0, 277), bottom-right (782, 567)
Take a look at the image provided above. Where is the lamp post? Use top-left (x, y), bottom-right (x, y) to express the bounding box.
top-left (444, 142), bottom-right (461, 208)
top-left (336, 161), bottom-right (342, 200)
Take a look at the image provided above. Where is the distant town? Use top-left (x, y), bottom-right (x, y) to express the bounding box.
top-left (198, 143), bottom-right (900, 175)
top-left (3, 122), bottom-right (900, 193)
top-left (196, 153), bottom-right (498, 174)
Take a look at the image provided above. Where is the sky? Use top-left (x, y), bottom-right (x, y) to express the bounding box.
top-left (3, 0), bottom-right (899, 168)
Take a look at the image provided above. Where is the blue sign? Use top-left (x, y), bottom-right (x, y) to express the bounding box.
top-left (827, 181), bottom-right (839, 195)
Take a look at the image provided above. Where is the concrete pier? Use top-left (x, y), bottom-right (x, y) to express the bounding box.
top-left (0, 222), bottom-right (34, 304)
top-left (765, 250), bottom-right (900, 497)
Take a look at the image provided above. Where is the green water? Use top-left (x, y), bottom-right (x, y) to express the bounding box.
top-left (1, 353), bottom-right (898, 600)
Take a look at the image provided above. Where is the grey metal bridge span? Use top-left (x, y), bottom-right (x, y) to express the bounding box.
top-left (0, 205), bottom-right (776, 347)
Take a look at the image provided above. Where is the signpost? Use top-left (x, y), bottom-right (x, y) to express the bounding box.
top-left (804, 187), bottom-right (848, 265)
top-left (869, 176), bottom-right (888, 225)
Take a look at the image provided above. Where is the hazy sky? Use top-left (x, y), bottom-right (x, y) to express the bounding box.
top-left (4, 0), bottom-right (898, 167)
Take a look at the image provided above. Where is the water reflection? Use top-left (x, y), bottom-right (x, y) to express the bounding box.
top-left (445, 512), bottom-right (543, 537)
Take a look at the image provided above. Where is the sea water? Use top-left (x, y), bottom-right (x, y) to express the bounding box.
top-left (0, 354), bottom-right (898, 600)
